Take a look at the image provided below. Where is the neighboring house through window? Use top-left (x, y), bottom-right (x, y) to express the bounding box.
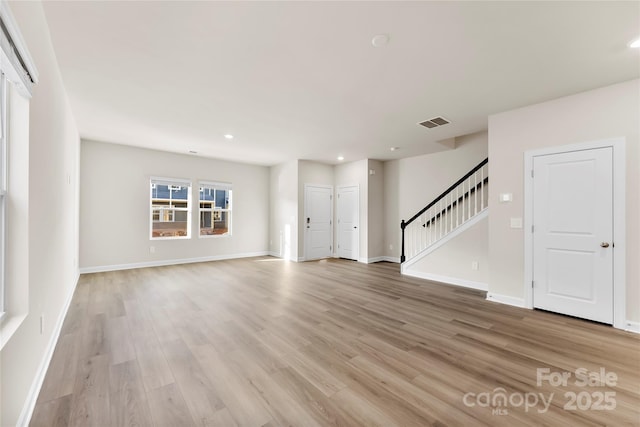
top-left (150, 178), bottom-right (191, 239)
top-left (199, 181), bottom-right (232, 237)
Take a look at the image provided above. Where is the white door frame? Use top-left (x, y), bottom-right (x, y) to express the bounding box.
top-left (303, 184), bottom-right (333, 261)
top-left (524, 138), bottom-right (626, 329)
top-left (336, 184), bottom-right (360, 261)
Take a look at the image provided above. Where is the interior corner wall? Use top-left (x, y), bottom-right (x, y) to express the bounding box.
top-left (297, 160), bottom-right (334, 260)
top-left (383, 131), bottom-right (488, 260)
top-left (334, 159), bottom-right (368, 262)
top-left (367, 159), bottom-right (384, 261)
top-left (1, 2), bottom-right (81, 425)
top-left (269, 160), bottom-right (298, 260)
top-left (80, 141), bottom-right (269, 270)
top-left (488, 79), bottom-right (640, 322)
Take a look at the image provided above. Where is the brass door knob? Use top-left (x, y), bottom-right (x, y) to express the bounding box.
top-left (600, 242), bottom-right (610, 248)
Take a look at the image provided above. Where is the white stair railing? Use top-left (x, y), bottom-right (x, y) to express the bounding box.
top-left (401, 159), bottom-right (488, 263)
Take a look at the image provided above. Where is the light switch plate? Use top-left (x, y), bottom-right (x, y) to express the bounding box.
top-left (499, 193), bottom-right (513, 203)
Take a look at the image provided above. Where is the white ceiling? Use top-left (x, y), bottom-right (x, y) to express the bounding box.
top-left (39, 1), bottom-right (639, 166)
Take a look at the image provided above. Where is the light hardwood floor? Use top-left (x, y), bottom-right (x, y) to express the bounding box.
top-left (31, 258), bottom-right (640, 426)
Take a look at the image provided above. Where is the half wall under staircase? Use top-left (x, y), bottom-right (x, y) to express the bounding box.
top-left (401, 158), bottom-right (489, 283)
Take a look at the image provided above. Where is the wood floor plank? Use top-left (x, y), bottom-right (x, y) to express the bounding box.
top-left (106, 316), bottom-right (137, 365)
top-left (159, 338), bottom-right (225, 425)
top-left (146, 383), bottom-right (195, 427)
top-left (206, 408), bottom-right (239, 427)
top-left (330, 388), bottom-right (401, 427)
top-left (109, 360), bottom-right (153, 427)
top-left (30, 395), bottom-right (72, 427)
top-left (189, 343), bottom-right (273, 427)
top-left (348, 354), bottom-right (486, 426)
top-left (133, 335), bottom-right (176, 392)
top-left (78, 313), bottom-right (108, 360)
top-left (269, 367), bottom-right (355, 427)
top-left (31, 258), bottom-right (640, 427)
top-left (37, 332), bottom-right (79, 403)
top-left (68, 354), bottom-right (111, 427)
top-left (241, 363), bottom-right (324, 427)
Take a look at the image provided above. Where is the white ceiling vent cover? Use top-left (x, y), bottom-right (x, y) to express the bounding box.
top-left (419, 116), bottom-right (450, 129)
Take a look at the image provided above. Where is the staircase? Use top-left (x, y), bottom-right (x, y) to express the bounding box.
top-left (401, 158), bottom-right (488, 269)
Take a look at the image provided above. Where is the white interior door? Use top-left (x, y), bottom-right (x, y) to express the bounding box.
top-left (337, 186), bottom-right (359, 261)
top-left (304, 185), bottom-right (332, 260)
top-left (532, 147), bottom-right (613, 324)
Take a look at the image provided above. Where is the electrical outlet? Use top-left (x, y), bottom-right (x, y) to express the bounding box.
top-left (389, 244), bottom-right (393, 251)
top-left (471, 261), bottom-right (479, 271)
top-left (150, 246), bottom-right (155, 254)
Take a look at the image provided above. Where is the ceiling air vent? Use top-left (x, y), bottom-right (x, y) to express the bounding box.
top-left (419, 116), bottom-right (450, 129)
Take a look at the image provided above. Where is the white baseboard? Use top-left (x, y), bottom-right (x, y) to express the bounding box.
top-left (267, 252), bottom-right (302, 262)
top-left (79, 251), bottom-right (270, 274)
top-left (365, 256), bottom-right (400, 264)
top-left (357, 257), bottom-right (391, 264)
top-left (486, 292), bottom-right (526, 308)
top-left (402, 270), bottom-right (488, 292)
top-left (17, 271), bottom-right (80, 427)
top-left (625, 321), bottom-right (640, 334)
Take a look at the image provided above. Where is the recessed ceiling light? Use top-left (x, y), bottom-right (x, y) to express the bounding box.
top-left (224, 134), bottom-right (234, 140)
top-left (371, 34), bottom-right (390, 48)
top-left (630, 38), bottom-right (640, 48)
top-left (337, 156), bottom-right (345, 161)
top-left (390, 147), bottom-right (400, 151)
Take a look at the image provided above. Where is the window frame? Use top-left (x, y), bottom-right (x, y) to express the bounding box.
top-left (198, 181), bottom-right (232, 238)
top-left (149, 177), bottom-right (192, 240)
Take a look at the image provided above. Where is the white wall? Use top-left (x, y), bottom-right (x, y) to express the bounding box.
top-left (488, 79), bottom-right (639, 322)
top-left (272, 158), bottom-right (384, 263)
top-left (383, 132), bottom-right (488, 260)
top-left (269, 160), bottom-right (298, 260)
top-left (382, 160), bottom-right (400, 261)
top-left (1, 2), bottom-right (80, 425)
top-left (80, 140), bottom-right (269, 270)
top-left (367, 159), bottom-right (384, 261)
top-left (298, 160), bottom-right (334, 260)
top-left (335, 159), bottom-right (368, 261)
top-left (405, 216), bottom-right (489, 289)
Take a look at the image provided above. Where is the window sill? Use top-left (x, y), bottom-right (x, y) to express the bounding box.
top-left (150, 236), bottom-right (191, 241)
top-left (0, 312), bottom-right (27, 351)
top-left (199, 234), bottom-right (232, 239)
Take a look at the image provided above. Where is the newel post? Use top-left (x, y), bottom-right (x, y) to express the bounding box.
top-left (400, 220), bottom-right (406, 263)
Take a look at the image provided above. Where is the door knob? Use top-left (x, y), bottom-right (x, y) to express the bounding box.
top-left (600, 242), bottom-right (610, 248)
